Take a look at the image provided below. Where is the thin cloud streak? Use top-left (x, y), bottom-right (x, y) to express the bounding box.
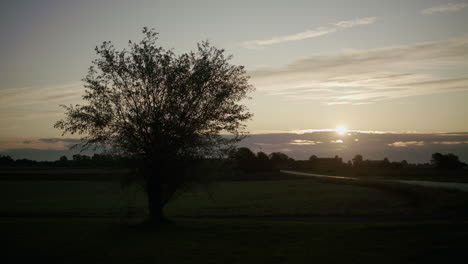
top-left (0, 82), bottom-right (84, 130)
top-left (388, 141), bottom-right (425, 147)
top-left (0, 82), bottom-right (84, 108)
top-left (422, 2), bottom-right (468, 15)
top-left (388, 140), bottom-right (468, 147)
top-left (290, 139), bottom-right (321, 145)
top-left (249, 35), bottom-right (468, 104)
top-left (0, 138), bottom-right (79, 152)
top-left (241, 17), bottom-right (377, 49)
top-left (3, 133), bottom-right (468, 162)
top-left (236, 132), bottom-right (468, 162)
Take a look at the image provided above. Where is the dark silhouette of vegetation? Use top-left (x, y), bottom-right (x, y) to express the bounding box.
top-left (0, 154), bottom-right (123, 168)
top-left (54, 28), bottom-right (253, 223)
top-left (2, 151), bottom-right (466, 173)
top-left (307, 155), bottom-right (344, 170)
top-left (0, 155), bottom-right (14, 166)
top-left (228, 147), bottom-right (258, 173)
top-left (269, 152), bottom-right (295, 169)
top-left (2, 150), bottom-right (466, 183)
top-left (352, 154), bottom-right (363, 167)
top-left (431, 153), bottom-right (466, 169)
top-left (227, 148), bottom-right (299, 174)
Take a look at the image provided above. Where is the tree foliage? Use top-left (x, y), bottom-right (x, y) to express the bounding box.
top-left (431, 153), bottom-right (466, 169)
top-left (55, 28), bottom-right (253, 222)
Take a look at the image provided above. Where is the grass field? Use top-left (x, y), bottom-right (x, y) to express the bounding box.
top-left (2, 176), bottom-right (468, 263)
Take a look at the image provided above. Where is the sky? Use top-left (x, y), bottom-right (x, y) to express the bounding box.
top-left (1, 0), bottom-right (468, 161)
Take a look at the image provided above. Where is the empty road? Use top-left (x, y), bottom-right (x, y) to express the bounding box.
top-left (280, 170), bottom-right (468, 192)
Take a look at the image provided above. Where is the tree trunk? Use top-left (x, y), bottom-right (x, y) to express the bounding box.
top-left (146, 171), bottom-right (166, 223)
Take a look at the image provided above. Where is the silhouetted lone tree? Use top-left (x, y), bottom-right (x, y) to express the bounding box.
top-left (55, 28), bottom-right (253, 223)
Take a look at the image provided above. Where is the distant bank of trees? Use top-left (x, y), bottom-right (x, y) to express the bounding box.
top-left (0, 154), bottom-right (125, 167)
top-left (431, 153), bottom-right (466, 169)
top-left (227, 148), bottom-right (295, 173)
top-left (226, 148), bottom-right (466, 173)
top-left (0, 150), bottom-right (466, 171)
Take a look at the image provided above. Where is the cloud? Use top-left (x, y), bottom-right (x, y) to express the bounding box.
top-left (3, 132), bottom-right (468, 162)
top-left (433, 141), bottom-right (468, 145)
top-left (236, 131), bottom-right (468, 163)
top-left (0, 82), bottom-right (84, 137)
top-left (388, 141), bottom-right (425, 147)
top-left (0, 138), bottom-right (79, 152)
top-left (331, 139), bottom-right (344, 144)
top-left (241, 17), bottom-right (376, 48)
top-left (0, 82), bottom-right (84, 108)
top-left (249, 35), bottom-right (468, 104)
top-left (0, 82), bottom-right (84, 124)
top-left (388, 140), bottom-right (468, 147)
top-left (0, 110), bottom-right (63, 121)
top-left (39, 138), bottom-right (81, 144)
top-left (290, 139), bottom-right (321, 145)
top-left (422, 2), bottom-right (468, 15)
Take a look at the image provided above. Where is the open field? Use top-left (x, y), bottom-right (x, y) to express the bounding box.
top-left (2, 178), bottom-right (468, 218)
top-left (3, 217), bottom-right (468, 264)
top-left (0, 167), bottom-right (126, 181)
top-left (2, 176), bottom-right (468, 263)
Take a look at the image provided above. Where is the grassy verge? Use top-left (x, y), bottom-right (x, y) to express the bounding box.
top-left (0, 167), bottom-right (129, 180)
top-left (3, 217), bottom-right (468, 264)
top-left (2, 176), bottom-right (468, 263)
top-left (1, 177), bottom-right (468, 219)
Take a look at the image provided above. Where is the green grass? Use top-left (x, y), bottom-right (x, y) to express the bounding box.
top-left (0, 181), bottom-right (147, 216)
top-left (3, 217), bottom-right (468, 263)
top-left (0, 179), bottom-right (452, 218)
top-left (0, 167), bottom-right (127, 180)
top-left (2, 178), bottom-right (467, 218)
top-left (167, 180), bottom-right (414, 217)
top-left (2, 177), bottom-right (468, 263)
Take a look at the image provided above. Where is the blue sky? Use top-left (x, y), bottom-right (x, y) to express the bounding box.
top-left (1, 0), bottom-right (468, 160)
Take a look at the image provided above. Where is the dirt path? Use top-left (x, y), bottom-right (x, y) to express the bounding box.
top-left (280, 170), bottom-right (468, 192)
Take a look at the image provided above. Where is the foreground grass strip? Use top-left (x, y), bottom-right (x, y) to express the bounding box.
top-left (2, 217), bottom-right (468, 264)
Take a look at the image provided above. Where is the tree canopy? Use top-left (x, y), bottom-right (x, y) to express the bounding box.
top-left (55, 28), bottom-right (253, 222)
top-left (431, 153), bottom-right (466, 169)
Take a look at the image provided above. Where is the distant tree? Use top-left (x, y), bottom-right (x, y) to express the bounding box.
top-left (91, 154), bottom-right (115, 166)
top-left (269, 152), bottom-right (294, 169)
top-left (256, 151), bottom-right (271, 171)
top-left (0, 155), bottom-right (15, 166)
top-left (431, 153), bottom-right (465, 169)
top-left (57, 155), bottom-right (69, 166)
top-left (55, 28), bottom-right (253, 223)
top-left (15, 158), bottom-right (37, 167)
top-left (72, 154), bottom-right (91, 166)
top-left (308, 155), bottom-right (318, 168)
top-left (352, 154), bottom-right (363, 167)
top-left (229, 147), bottom-right (257, 172)
top-left (334, 155), bottom-right (343, 167)
top-left (72, 154), bottom-right (91, 161)
top-left (382, 157), bottom-right (390, 168)
top-left (401, 160), bottom-right (408, 167)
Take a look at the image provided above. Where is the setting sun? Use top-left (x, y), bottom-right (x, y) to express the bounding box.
top-left (336, 126), bottom-right (347, 135)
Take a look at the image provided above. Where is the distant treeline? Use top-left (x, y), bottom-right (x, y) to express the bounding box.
top-left (0, 149), bottom-right (466, 171)
top-left (0, 154), bottom-right (127, 168)
top-left (226, 148), bottom-right (467, 173)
